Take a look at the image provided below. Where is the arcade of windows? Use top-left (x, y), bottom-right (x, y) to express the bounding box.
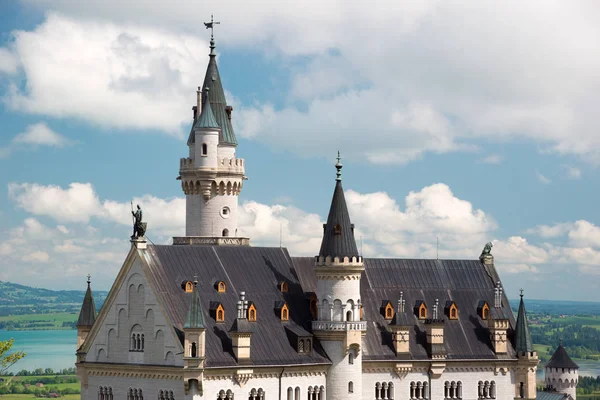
top-left (478, 381), bottom-right (496, 399)
top-left (444, 381), bottom-right (462, 399)
top-left (410, 381), bottom-right (429, 400)
top-left (248, 388), bottom-right (265, 400)
top-left (130, 333), bottom-right (144, 351)
top-left (375, 382), bottom-right (394, 399)
top-left (217, 390), bottom-right (234, 399)
top-left (97, 386), bottom-right (113, 400)
top-left (127, 388), bottom-right (143, 400)
top-left (158, 390), bottom-right (174, 400)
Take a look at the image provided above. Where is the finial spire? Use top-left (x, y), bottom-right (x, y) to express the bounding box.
top-left (87, 274), bottom-right (91, 287)
top-left (204, 14), bottom-right (220, 56)
top-left (335, 151), bottom-right (342, 181)
top-left (520, 288), bottom-right (524, 298)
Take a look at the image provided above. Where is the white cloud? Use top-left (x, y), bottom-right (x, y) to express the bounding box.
top-left (57, 225), bottom-right (69, 234)
top-left (479, 154), bottom-right (503, 164)
top-left (22, 251), bottom-right (50, 263)
top-left (0, 243), bottom-right (13, 256)
top-left (12, 122), bottom-right (72, 147)
top-left (3, 13), bottom-right (207, 134)
top-left (0, 48), bottom-right (20, 74)
top-left (562, 164), bottom-right (582, 180)
top-left (536, 171), bottom-right (552, 184)
top-left (1, 3), bottom-right (600, 163)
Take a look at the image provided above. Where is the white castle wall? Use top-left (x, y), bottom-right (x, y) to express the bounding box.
top-left (83, 256), bottom-right (182, 367)
top-left (546, 367), bottom-right (578, 399)
top-left (362, 367), bottom-right (515, 400)
top-left (186, 190), bottom-right (239, 237)
top-left (193, 129), bottom-right (219, 169)
top-left (321, 340), bottom-right (362, 400)
top-left (317, 277), bottom-right (361, 321)
top-left (85, 375), bottom-right (182, 400)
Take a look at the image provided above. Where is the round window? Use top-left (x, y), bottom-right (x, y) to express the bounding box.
top-left (220, 206), bottom-right (230, 219)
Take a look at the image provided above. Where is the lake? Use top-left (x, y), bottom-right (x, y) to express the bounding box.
top-left (2, 329), bottom-right (600, 379)
top-left (0, 330), bottom-right (77, 373)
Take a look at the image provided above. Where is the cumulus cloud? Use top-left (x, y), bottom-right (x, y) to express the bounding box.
top-left (12, 122), bottom-right (72, 147)
top-left (0, 48), bottom-right (20, 74)
top-left (2, 3), bottom-right (600, 163)
top-left (479, 154), bottom-right (503, 164)
top-left (22, 251), bottom-right (50, 263)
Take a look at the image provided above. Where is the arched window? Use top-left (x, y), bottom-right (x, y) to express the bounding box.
top-left (348, 382), bottom-right (353, 393)
top-left (141, 334), bottom-right (145, 350)
top-left (451, 308), bottom-right (457, 319)
top-left (217, 281), bottom-right (226, 292)
top-left (222, 228), bottom-right (229, 237)
top-left (299, 339), bottom-right (305, 353)
top-left (185, 281), bottom-right (193, 293)
top-left (249, 305), bottom-right (257, 322)
top-left (287, 388), bottom-right (293, 400)
top-left (346, 310), bottom-right (353, 321)
top-left (279, 282), bottom-right (288, 292)
top-left (191, 342), bottom-right (197, 358)
top-left (310, 298), bottom-right (318, 319)
top-left (294, 387), bottom-right (300, 400)
top-left (420, 308), bottom-right (426, 318)
top-left (217, 309), bottom-right (224, 321)
top-left (201, 143), bottom-right (208, 155)
top-left (306, 339), bottom-right (311, 352)
top-left (281, 303), bottom-right (289, 321)
top-left (333, 224), bottom-right (342, 235)
top-left (519, 382), bottom-right (524, 399)
top-left (349, 351), bottom-right (354, 364)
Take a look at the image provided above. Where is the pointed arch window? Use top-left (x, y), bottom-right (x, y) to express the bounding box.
top-left (248, 304), bottom-right (257, 322)
top-left (281, 303), bottom-right (289, 321)
top-left (348, 382), bottom-right (354, 393)
top-left (217, 281), bottom-right (226, 293)
top-left (279, 281), bottom-right (288, 293)
top-left (215, 304), bottom-right (225, 322)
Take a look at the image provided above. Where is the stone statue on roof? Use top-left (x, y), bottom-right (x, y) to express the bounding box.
top-left (481, 241), bottom-right (493, 256)
top-left (131, 204), bottom-right (146, 240)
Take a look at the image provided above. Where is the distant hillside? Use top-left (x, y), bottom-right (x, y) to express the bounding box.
top-left (0, 281), bottom-right (108, 316)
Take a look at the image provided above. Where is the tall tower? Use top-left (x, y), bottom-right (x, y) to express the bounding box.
top-left (312, 153), bottom-right (366, 400)
top-left (545, 341), bottom-right (579, 400)
top-left (178, 32), bottom-right (247, 242)
top-left (514, 291), bottom-right (539, 400)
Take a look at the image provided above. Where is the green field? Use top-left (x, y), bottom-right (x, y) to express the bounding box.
top-left (554, 315), bottom-right (600, 328)
top-left (0, 313), bottom-right (77, 330)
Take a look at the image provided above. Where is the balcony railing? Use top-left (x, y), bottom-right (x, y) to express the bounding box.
top-left (312, 320), bottom-right (367, 331)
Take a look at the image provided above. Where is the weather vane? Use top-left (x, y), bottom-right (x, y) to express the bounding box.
top-left (519, 288), bottom-right (524, 297)
top-left (204, 14), bottom-right (220, 39)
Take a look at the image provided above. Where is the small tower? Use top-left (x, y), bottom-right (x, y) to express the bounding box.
top-left (488, 282), bottom-right (509, 354)
top-left (388, 292), bottom-right (411, 357)
top-left (312, 152), bottom-right (365, 400)
top-left (76, 275), bottom-right (97, 350)
top-left (178, 32), bottom-right (247, 243)
top-left (183, 278), bottom-right (206, 399)
top-left (545, 341), bottom-right (579, 400)
top-left (514, 290), bottom-right (539, 400)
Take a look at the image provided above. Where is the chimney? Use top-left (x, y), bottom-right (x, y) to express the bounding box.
top-left (192, 106), bottom-right (198, 120)
top-left (425, 298), bottom-right (446, 359)
top-left (389, 292), bottom-right (410, 356)
top-left (226, 106), bottom-right (233, 121)
top-left (230, 291), bottom-right (253, 363)
top-left (488, 282), bottom-right (509, 354)
top-left (196, 86), bottom-right (202, 117)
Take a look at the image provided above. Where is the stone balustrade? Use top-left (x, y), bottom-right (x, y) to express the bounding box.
top-left (311, 320), bottom-right (367, 331)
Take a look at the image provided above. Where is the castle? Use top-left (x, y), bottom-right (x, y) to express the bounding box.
top-left (75, 28), bottom-right (580, 400)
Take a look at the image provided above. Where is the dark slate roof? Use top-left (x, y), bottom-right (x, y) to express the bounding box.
top-left (194, 94), bottom-right (220, 130)
top-left (292, 256), bottom-right (518, 360)
top-left (537, 392), bottom-right (571, 400)
top-left (229, 318), bottom-right (252, 334)
top-left (76, 282), bottom-right (97, 328)
top-left (545, 344), bottom-right (579, 369)
top-left (515, 295), bottom-right (534, 353)
top-left (318, 180), bottom-right (359, 259)
top-left (201, 45), bottom-right (237, 146)
top-left (184, 282), bottom-right (206, 329)
top-left (143, 245), bottom-right (330, 368)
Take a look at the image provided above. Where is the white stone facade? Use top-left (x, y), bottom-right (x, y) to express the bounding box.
top-left (546, 366), bottom-right (578, 400)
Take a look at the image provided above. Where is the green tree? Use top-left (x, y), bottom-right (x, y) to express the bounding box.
top-left (0, 339), bottom-right (25, 375)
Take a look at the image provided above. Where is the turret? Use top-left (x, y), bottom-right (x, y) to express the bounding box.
top-left (514, 291), bottom-right (539, 400)
top-left (177, 33), bottom-right (247, 243)
top-left (183, 278), bottom-right (206, 398)
top-left (312, 152), bottom-right (365, 400)
top-left (388, 292), bottom-right (411, 357)
top-left (545, 341), bottom-right (579, 400)
top-left (76, 275), bottom-right (97, 350)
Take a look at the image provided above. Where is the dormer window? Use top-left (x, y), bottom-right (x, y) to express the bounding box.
top-left (248, 303), bottom-right (257, 322)
top-left (334, 224), bottom-right (342, 235)
top-left (181, 280), bottom-right (193, 293)
top-left (281, 303), bottom-right (289, 321)
top-left (478, 301), bottom-right (490, 320)
top-left (216, 305), bottom-right (224, 322)
top-left (416, 301), bottom-right (428, 320)
top-left (446, 301), bottom-right (459, 320)
top-left (216, 281), bottom-right (226, 293)
top-left (201, 143), bottom-right (208, 156)
top-left (210, 302), bottom-right (225, 322)
top-left (279, 281), bottom-right (288, 293)
top-left (381, 301), bottom-right (394, 320)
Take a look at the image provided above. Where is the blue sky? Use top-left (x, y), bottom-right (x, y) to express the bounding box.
top-left (1, 1), bottom-right (600, 301)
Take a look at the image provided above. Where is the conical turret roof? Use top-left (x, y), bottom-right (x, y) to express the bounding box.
top-left (514, 292), bottom-right (533, 353)
top-left (546, 342), bottom-right (579, 369)
top-left (184, 279), bottom-right (206, 329)
top-left (318, 152), bottom-right (359, 259)
top-left (194, 89), bottom-right (220, 130)
top-left (76, 276), bottom-right (97, 328)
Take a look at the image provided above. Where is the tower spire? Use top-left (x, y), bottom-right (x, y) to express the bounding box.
top-left (515, 289), bottom-right (533, 353)
top-left (318, 152), bottom-right (358, 259)
top-left (204, 14), bottom-right (220, 56)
